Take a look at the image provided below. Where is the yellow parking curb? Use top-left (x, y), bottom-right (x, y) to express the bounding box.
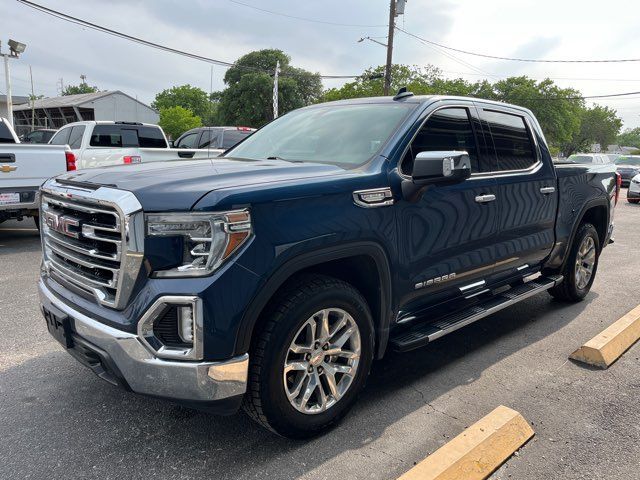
top-left (398, 406), bottom-right (534, 480)
top-left (570, 304), bottom-right (640, 368)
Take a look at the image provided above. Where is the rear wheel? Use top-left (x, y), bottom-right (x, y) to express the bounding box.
top-left (549, 223), bottom-right (600, 302)
top-left (243, 274), bottom-right (374, 438)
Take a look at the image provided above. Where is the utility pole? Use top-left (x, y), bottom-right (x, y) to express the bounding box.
top-left (29, 65), bottom-right (35, 131)
top-left (383, 0), bottom-right (407, 96)
top-left (273, 60), bottom-right (280, 119)
top-left (383, 0), bottom-right (396, 96)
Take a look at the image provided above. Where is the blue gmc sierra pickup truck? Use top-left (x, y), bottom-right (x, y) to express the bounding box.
top-left (38, 91), bottom-right (619, 438)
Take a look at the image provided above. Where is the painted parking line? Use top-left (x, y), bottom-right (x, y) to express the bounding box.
top-left (570, 304), bottom-right (640, 369)
top-left (397, 406), bottom-right (534, 480)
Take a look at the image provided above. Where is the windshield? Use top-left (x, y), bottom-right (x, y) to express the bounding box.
top-left (615, 156), bottom-right (640, 166)
top-left (225, 103), bottom-right (414, 167)
top-left (567, 154), bottom-right (595, 163)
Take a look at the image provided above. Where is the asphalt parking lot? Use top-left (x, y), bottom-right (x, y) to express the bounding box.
top-left (1, 197), bottom-right (639, 480)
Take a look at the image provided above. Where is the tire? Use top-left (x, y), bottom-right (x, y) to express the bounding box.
top-left (243, 274), bottom-right (374, 438)
top-left (548, 223), bottom-right (600, 302)
top-left (628, 198), bottom-right (639, 204)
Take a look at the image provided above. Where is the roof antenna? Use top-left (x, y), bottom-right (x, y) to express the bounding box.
top-left (393, 86), bottom-right (414, 100)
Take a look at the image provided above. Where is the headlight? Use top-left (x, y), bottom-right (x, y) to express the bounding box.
top-left (632, 177), bottom-right (640, 184)
top-left (146, 209), bottom-right (251, 277)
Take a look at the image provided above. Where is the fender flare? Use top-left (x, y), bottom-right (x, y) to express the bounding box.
top-left (561, 197), bottom-right (610, 269)
top-left (234, 241), bottom-right (393, 358)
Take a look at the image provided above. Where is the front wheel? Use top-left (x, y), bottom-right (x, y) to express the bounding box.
top-left (243, 274), bottom-right (374, 438)
top-left (549, 223), bottom-right (600, 302)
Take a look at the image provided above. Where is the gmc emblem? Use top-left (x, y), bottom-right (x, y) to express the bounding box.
top-left (43, 211), bottom-right (80, 238)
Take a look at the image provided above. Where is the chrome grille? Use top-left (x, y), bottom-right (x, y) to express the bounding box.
top-left (40, 179), bottom-right (144, 309)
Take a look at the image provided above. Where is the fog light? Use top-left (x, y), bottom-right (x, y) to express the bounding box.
top-left (178, 306), bottom-right (194, 343)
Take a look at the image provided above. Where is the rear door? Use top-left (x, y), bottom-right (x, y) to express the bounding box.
top-left (477, 105), bottom-right (557, 282)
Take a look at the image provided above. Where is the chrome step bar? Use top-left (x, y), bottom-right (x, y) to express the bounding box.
top-left (390, 275), bottom-right (563, 352)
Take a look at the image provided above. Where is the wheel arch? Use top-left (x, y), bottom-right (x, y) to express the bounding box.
top-left (560, 199), bottom-right (609, 270)
top-left (234, 242), bottom-right (393, 359)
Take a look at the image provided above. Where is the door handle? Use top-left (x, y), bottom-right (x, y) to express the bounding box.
top-left (540, 186), bottom-right (556, 195)
top-left (475, 194), bottom-right (496, 203)
top-left (178, 151), bottom-right (195, 158)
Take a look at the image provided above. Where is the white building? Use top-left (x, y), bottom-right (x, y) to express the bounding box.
top-left (12, 90), bottom-right (159, 136)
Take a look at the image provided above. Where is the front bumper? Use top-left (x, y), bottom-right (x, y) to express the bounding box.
top-left (39, 279), bottom-right (248, 414)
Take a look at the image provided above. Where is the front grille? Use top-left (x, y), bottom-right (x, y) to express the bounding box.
top-left (40, 180), bottom-right (143, 309)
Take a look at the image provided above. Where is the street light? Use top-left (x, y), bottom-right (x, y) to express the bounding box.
top-left (1, 39), bottom-right (27, 128)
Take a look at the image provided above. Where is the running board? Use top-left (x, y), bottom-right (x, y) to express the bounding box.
top-left (390, 275), bottom-right (563, 352)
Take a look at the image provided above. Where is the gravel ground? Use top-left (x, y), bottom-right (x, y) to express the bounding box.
top-left (0, 197), bottom-right (638, 480)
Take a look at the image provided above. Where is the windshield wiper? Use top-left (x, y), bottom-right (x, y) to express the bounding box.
top-left (266, 156), bottom-right (304, 163)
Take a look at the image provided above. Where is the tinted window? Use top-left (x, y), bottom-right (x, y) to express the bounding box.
top-left (68, 126), bottom-right (86, 149)
top-left (0, 121), bottom-right (17, 143)
top-left (615, 156), bottom-right (640, 166)
top-left (90, 125), bottom-right (139, 148)
top-left (483, 110), bottom-right (537, 171)
top-left (175, 132), bottom-right (199, 149)
top-left (42, 131), bottom-right (55, 142)
top-left (198, 130), bottom-right (220, 149)
top-left (138, 126), bottom-right (167, 148)
top-left (26, 131), bottom-right (43, 143)
top-left (228, 104), bottom-right (413, 167)
top-left (221, 130), bottom-right (252, 149)
top-left (403, 107), bottom-right (481, 174)
top-left (49, 127), bottom-right (72, 146)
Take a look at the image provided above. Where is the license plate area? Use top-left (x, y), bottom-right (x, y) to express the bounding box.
top-left (43, 308), bottom-right (74, 349)
top-left (0, 192), bottom-right (20, 205)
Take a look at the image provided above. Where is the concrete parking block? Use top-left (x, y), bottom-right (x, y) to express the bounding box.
top-left (570, 304), bottom-right (640, 368)
top-left (397, 405), bottom-right (534, 480)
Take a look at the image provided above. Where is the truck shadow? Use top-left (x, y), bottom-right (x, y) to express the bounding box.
top-left (0, 221), bottom-right (41, 255)
top-left (1, 293), bottom-right (593, 479)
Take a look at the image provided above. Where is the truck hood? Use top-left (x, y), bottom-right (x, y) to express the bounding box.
top-left (56, 158), bottom-right (346, 211)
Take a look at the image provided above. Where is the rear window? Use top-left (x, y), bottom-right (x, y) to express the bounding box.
top-left (0, 121), bottom-right (17, 143)
top-left (567, 154), bottom-right (596, 164)
top-left (482, 110), bottom-right (537, 171)
top-left (221, 130), bottom-right (252, 149)
top-left (615, 156), bottom-right (640, 166)
top-left (90, 125), bottom-right (138, 147)
top-left (138, 126), bottom-right (167, 148)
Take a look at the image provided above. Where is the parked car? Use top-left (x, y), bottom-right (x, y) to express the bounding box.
top-left (628, 173), bottom-right (640, 203)
top-left (566, 153), bottom-right (612, 164)
top-left (48, 121), bottom-right (215, 170)
top-left (38, 94), bottom-right (618, 438)
top-left (20, 129), bottom-right (57, 144)
top-left (614, 155), bottom-right (640, 187)
top-left (173, 126), bottom-right (256, 152)
top-left (0, 118), bottom-right (73, 226)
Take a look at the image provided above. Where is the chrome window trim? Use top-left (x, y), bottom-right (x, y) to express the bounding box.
top-left (40, 178), bottom-right (144, 310)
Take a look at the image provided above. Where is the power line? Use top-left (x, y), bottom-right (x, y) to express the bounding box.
top-left (227, 0), bottom-right (386, 28)
top-left (397, 26), bottom-right (640, 64)
top-left (16, 0), bottom-right (362, 80)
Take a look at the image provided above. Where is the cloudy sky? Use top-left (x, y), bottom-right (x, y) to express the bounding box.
top-left (2, 0), bottom-right (640, 129)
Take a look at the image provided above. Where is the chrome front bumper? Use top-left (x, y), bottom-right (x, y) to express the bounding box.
top-left (39, 279), bottom-right (248, 406)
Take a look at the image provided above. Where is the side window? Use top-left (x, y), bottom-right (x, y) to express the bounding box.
top-left (403, 107), bottom-right (480, 174)
top-left (90, 125), bottom-right (123, 147)
top-left (198, 130), bottom-right (220, 149)
top-left (138, 126), bottom-right (167, 148)
top-left (0, 121), bottom-right (15, 143)
top-left (49, 127), bottom-right (72, 146)
top-left (482, 110), bottom-right (537, 171)
top-left (175, 132), bottom-right (198, 149)
top-left (68, 126), bottom-right (85, 149)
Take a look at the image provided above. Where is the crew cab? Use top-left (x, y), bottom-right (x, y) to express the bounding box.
top-left (0, 118), bottom-right (72, 226)
top-left (38, 93), bottom-right (618, 438)
top-left (48, 121), bottom-right (214, 170)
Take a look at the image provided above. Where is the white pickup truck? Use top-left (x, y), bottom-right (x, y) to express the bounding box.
top-left (0, 118), bottom-right (71, 226)
top-left (48, 121), bottom-right (222, 170)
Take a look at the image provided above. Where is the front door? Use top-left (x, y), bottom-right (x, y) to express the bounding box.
top-left (395, 103), bottom-right (500, 317)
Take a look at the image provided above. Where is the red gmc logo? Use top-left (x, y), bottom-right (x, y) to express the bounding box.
top-left (43, 211), bottom-right (80, 238)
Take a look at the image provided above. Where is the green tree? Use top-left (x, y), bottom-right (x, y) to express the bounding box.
top-left (617, 127), bottom-right (640, 148)
top-left (62, 83), bottom-right (99, 96)
top-left (560, 105), bottom-right (622, 156)
top-left (152, 85), bottom-right (217, 125)
top-left (158, 106), bottom-right (202, 140)
top-left (217, 49), bottom-right (322, 127)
